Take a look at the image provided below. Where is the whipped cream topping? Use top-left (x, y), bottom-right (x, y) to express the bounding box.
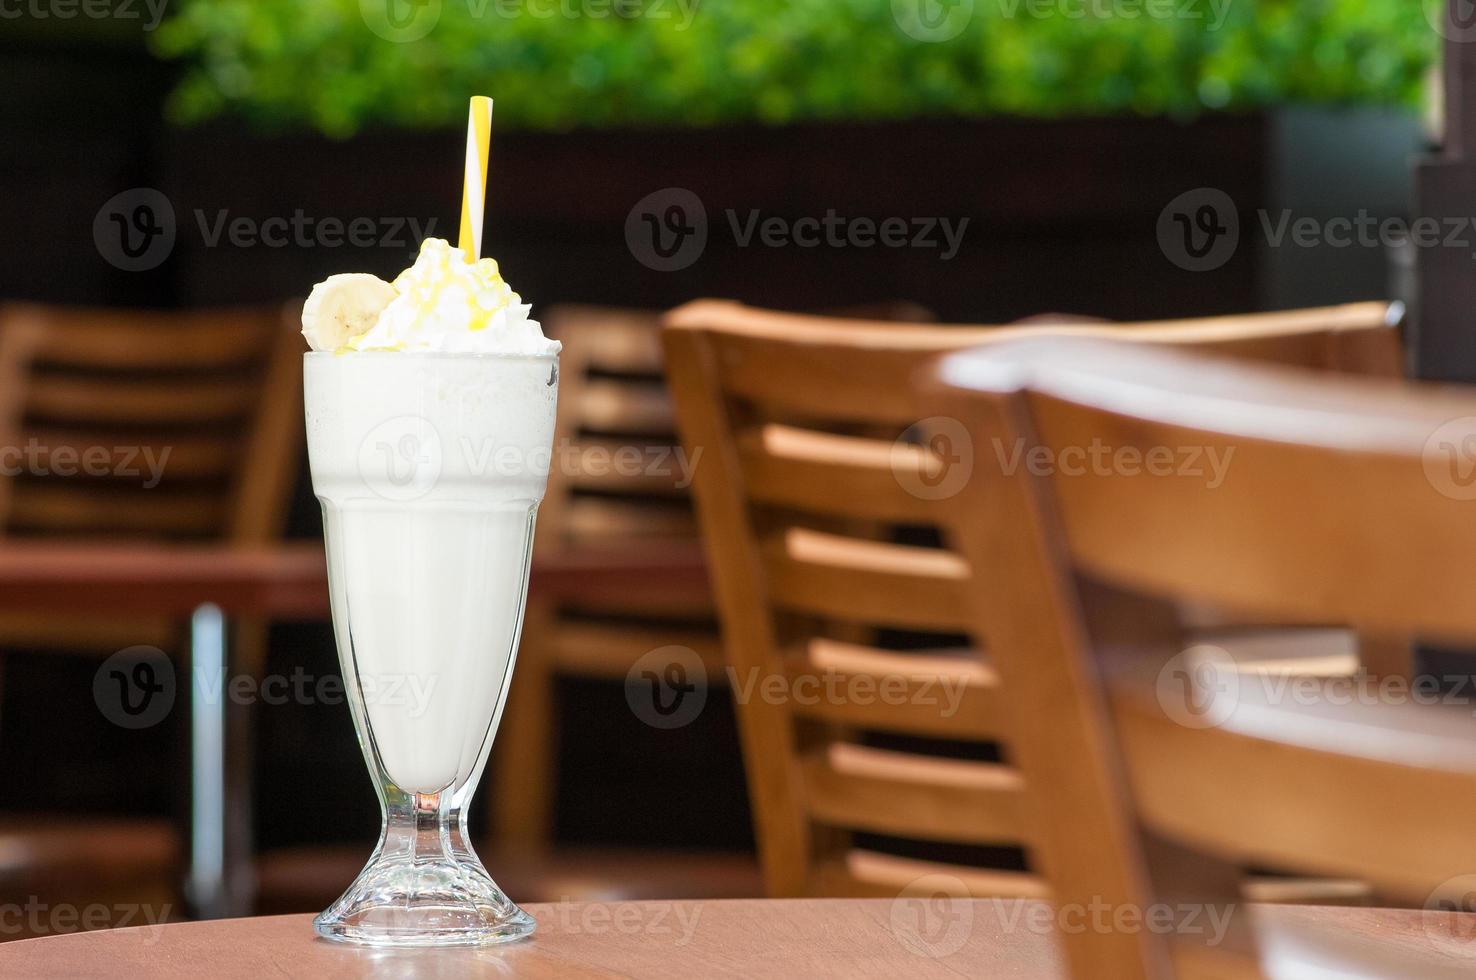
top-left (306, 237), bottom-right (559, 356)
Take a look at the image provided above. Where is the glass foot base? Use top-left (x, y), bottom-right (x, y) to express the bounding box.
top-left (314, 857), bottom-right (535, 947)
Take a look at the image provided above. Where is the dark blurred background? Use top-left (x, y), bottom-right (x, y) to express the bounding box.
top-left (0, 0), bottom-right (1438, 930)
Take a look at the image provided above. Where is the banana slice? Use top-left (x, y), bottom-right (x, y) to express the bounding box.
top-left (301, 273), bottom-right (398, 351)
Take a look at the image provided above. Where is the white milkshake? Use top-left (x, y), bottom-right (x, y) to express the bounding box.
top-left (306, 351), bottom-right (556, 795)
top-left (304, 236), bottom-right (558, 946)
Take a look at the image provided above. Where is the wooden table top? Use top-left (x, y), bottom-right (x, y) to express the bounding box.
top-left (1, 900), bottom-right (1473, 979)
top-left (0, 541), bottom-right (708, 617)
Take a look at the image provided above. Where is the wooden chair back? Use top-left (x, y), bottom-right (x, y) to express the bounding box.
top-left (0, 302), bottom-right (303, 654)
top-left (535, 304), bottom-right (703, 551)
top-left (927, 335), bottom-right (1476, 979)
top-left (662, 299), bottom-right (1401, 901)
top-left (492, 305), bottom-right (721, 849)
top-left (493, 301), bottom-right (941, 852)
top-left (0, 303), bottom-right (303, 544)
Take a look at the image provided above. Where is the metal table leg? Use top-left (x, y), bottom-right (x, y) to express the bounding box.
top-left (186, 604), bottom-right (253, 919)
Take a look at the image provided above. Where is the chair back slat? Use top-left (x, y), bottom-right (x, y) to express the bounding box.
top-left (684, 299), bottom-right (1401, 425)
top-left (576, 378), bottom-right (675, 432)
top-left (20, 429), bottom-right (236, 480)
top-left (555, 305), bottom-right (666, 375)
top-left (26, 376), bottom-right (259, 424)
top-left (739, 424), bottom-right (938, 524)
top-left (799, 743), bottom-right (1033, 846)
top-left (19, 305), bottom-right (276, 371)
top-left (784, 639), bottom-right (1007, 740)
top-left (562, 496), bottom-right (698, 541)
top-left (8, 485), bottom-right (225, 536)
top-left (763, 529), bottom-right (972, 631)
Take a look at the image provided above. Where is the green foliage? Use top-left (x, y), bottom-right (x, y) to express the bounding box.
top-left (152, 0), bottom-right (1436, 136)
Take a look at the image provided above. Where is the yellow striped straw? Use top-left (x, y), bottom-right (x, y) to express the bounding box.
top-left (458, 96), bottom-right (493, 261)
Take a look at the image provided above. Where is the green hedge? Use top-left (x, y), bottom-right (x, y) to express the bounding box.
top-left (153, 0), bottom-right (1435, 136)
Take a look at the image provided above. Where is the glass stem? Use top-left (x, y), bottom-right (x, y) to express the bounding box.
top-left (378, 789), bottom-right (455, 867)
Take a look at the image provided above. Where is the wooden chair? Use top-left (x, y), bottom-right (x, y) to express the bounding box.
top-left (492, 306), bottom-right (717, 847)
top-left (661, 298), bottom-right (1403, 901)
top-left (487, 302), bottom-right (940, 901)
top-left (490, 301), bottom-right (932, 856)
top-left (927, 335), bottom-right (1476, 979)
top-left (475, 303), bottom-right (758, 900)
top-left (0, 302), bottom-right (303, 931)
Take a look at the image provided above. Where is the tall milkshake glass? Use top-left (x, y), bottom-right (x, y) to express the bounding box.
top-left (305, 349), bottom-right (557, 946)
